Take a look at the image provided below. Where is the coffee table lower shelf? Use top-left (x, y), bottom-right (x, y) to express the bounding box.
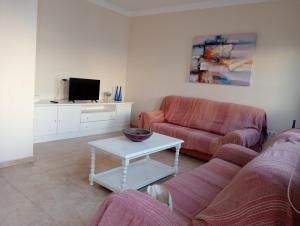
top-left (92, 159), bottom-right (175, 192)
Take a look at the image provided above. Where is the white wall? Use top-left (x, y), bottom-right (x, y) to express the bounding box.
top-left (126, 0), bottom-right (300, 131)
top-left (35, 0), bottom-right (129, 100)
top-left (0, 0), bottom-right (37, 163)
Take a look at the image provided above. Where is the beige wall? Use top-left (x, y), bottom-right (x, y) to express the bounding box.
top-left (0, 0), bottom-right (37, 163)
top-left (126, 0), bottom-right (300, 131)
top-left (35, 0), bottom-right (129, 100)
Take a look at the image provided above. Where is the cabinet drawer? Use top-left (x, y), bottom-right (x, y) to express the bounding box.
top-left (81, 112), bottom-right (115, 122)
top-left (80, 121), bottom-right (115, 131)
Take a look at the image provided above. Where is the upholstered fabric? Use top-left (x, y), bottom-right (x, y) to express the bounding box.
top-left (138, 110), bottom-right (165, 130)
top-left (161, 96), bottom-right (266, 136)
top-left (139, 96), bottom-right (267, 158)
top-left (91, 190), bottom-right (187, 226)
top-left (264, 128), bottom-right (300, 149)
top-left (213, 144), bottom-right (258, 167)
top-left (151, 123), bottom-right (221, 155)
top-left (91, 130), bottom-right (300, 226)
top-left (195, 130), bottom-right (300, 225)
top-left (209, 128), bottom-right (262, 154)
top-left (213, 128), bottom-right (260, 148)
top-left (164, 158), bottom-right (241, 219)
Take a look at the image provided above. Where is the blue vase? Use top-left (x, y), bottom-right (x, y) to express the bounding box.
top-left (114, 86), bottom-right (119, 102)
top-left (117, 86), bottom-right (122, 102)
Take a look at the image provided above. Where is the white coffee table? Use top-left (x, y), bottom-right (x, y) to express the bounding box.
top-left (88, 132), bottom-right (184, 192)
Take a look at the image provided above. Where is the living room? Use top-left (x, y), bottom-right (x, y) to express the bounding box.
top-left (0, 0), bottom-right (299, 225)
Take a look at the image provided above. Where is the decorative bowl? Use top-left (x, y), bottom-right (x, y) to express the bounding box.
top-left (122, 128), bottom-right (153, 142)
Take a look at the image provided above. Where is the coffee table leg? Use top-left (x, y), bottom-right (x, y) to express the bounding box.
top-left (121, 159), bottom-right (129, 191)
top-left (174, 144), bottom-right (181, 176)
top-left (89, 147), bottom-right (96, 186)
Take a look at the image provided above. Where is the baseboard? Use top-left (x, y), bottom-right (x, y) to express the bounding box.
top-left (0, 156), bottom-right (34, 169)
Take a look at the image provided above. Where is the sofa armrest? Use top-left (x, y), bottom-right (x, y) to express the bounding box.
top-left (210, 128), bottom-right (260, 154)
top-left (138, 110), bottom-right (165, 129)
top-left (213, 144), bottom-right (258, 167)
top-left (224, 128), bottom-right (260, 147)
top-left (91, 190), bottom-right (184, 226)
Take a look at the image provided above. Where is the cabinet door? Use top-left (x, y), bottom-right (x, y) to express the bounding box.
top-left (34, 107), bottom-right (58, 136)
top-left (116, 104), bottom-right (132, 124)
top-left (57, 106), bottom-right (81, 134)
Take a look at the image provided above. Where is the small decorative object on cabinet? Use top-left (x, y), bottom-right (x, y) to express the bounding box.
top-left (117, 86), bottom-right (123, 102)
top-left (114, 86), bottom-right (119, 102)
top-left (103, 91), bottom-right (112, 102)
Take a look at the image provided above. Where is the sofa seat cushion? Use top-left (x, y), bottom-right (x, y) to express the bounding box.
top-left (163, 158), bottom-right (241, 220)
top-left (151, 123), bottom-right (221, 154)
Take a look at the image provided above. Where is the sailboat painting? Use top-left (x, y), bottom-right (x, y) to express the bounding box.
top-left (189, 33), bottom-right (257, 86)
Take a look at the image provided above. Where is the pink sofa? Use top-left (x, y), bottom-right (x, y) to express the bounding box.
top-left (91, 129), bottom-right (300, 226)
top-left (139, 96), bottom-right (267, 160)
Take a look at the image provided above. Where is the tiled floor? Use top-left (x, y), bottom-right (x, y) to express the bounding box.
top-left (0, 132), bottom-right (202, 226)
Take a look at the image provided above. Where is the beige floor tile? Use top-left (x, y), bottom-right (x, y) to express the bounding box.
top-left (0, 132), bottom-right (203, 226)
top-left (0, 178), bottom-right (58, 226)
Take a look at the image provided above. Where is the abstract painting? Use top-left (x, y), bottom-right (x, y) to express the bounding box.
top-left (189, 33), bottom-right (257, 86)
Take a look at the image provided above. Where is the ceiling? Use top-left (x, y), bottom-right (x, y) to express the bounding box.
top-left (89, 0), bottom-right (274, 16)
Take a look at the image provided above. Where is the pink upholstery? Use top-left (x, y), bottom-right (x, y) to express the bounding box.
top-left (91, 129), bottom-right (300, 226)
top-left (264, 128), bottom-right (300, 149)
top-left (212, 128), bottom-right (260, 148)
top-left (213, 144), bottom-right (258, 167)
top-left (91, 190), bottom-right (186, 226)
top-left (139, 96), bottom-right (267, 158)
top-left (151, 123), bottom-right (221, 155)
top-left (138, 110), bottom-right (165, 129)
top-left (163, 158), bottom-right (241, 219)
top-left (195, 130), bottom-right (300, 225)
top-left (161, 96), bottom-right (266, 135)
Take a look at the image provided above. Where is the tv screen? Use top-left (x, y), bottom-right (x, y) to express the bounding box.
top-left (69, 78), bottom-right (100, 101)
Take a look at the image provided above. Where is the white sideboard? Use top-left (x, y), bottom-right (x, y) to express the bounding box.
top-left (34, 101), bottom-right (133, 143)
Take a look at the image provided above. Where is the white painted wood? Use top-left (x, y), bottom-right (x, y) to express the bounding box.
top-left (88, 132), bottom-right (184, 192)
top-left (33, 102), bottom-right (133, 143)
top-left (174, 144), bottom-right (181, 175)
top-left (35, 100), bottom-right (133, 107)
top-left (57, 106), bottom-right (81, 134)
top-left (88, 133), bottom-right (183, 160)
top-left (80, 120), bottom-right (113, 131)
top-left (34, 106), bottom-right (58, 136)
top-left (121, 159), bottom-right (129, 190)
top-left (81, 111), bottom-right (115, 122)
top-left (81, 104), bottom-right (116, 113)
top-left (92, 159), bottom-right (175, 192)
top-left (116, 105), bottom-right (131, 123)
top-left (89, 147), bottom-right (96, 186)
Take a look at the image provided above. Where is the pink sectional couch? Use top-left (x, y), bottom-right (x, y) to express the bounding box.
top-left (91, 129), bottom-right (300, 226)
top-left (139, 96), bottom-right (267, 160)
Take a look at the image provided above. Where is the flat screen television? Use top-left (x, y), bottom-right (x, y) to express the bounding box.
top-left (69, 78), bottom-right (100, 102)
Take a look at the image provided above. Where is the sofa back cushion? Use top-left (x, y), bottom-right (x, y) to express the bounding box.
top-left (194, 129), bottom-right (300, 225)
top-left (160, 96), bottom-right (266, 135)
